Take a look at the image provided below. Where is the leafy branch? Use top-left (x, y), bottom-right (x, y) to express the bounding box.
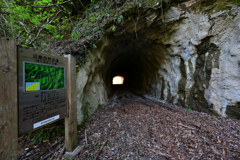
top-left (21, 0), bottom-right (72, 8)
top-left (28, 10), bottom-right (62, 45)
top-left (2, 0), bottom-right (15, 36)
top-left (0, 0), bottom-right (75, 48)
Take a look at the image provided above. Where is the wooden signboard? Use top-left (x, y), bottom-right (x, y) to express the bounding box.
top-left (18, 47), bottom-right (68, 134)
top-left (0, 38), bottom-right (77, 160)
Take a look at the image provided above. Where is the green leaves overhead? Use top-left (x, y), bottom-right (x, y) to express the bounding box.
top-left (0, 0), bottom-right (73, 47)
top-left (71, 0), bottom-right (127, 43)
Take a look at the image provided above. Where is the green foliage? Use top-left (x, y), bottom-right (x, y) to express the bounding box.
top-left (0, 0), bottom-right (73, 47)
top-left (227, 12), bottom-right (237, 19)
top-left (71, 9), bottom-right (106, 41)
top-left (72, 32), bottom-right (81, 41)
top-left (187, 108), bottom-right (192, 112)
top-left (73, 51), bottom-right (88, 67)
top-left (113, 15), bottom-right (123, 24)
top-left (70, 0), bottom-right (150, 66)
top-left (52, 35), bottom-right (64, 40)
top-left (163, 104), bottom-right (168, 107)
top-left (93, 44), bottom-right (97, 49)
top-left (112, 25), bottom-right (116, 32)
top-left (71, 0), bottom-right (133, 42)
top-left (97, 104), bottom-right (104, 110)
top-left (91, 0), bottom-right (100, 6)
top-left (1, 0), bottom-right (239, 69)
top-left (28, 120), bottom-right (65, 145)
top-left (94, 142), bottom-right (98, 146)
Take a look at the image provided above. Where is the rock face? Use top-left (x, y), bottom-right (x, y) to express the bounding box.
top-left (76, 4), bottom-right (240, 125)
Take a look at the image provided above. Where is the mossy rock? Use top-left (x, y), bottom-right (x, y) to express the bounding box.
top-left (79, 102), bottom-right (90, 127)
top-left (226, 103), bottom-right (240, 120)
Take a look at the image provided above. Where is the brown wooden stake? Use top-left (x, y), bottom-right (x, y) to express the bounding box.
top-left (64, 54), bottom-right (77, 152)
top-left (0, 38), bottom-right (18, 160)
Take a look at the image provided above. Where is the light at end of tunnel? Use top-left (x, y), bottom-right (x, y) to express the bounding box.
top-left (112, 76), bottom-right (124, 85)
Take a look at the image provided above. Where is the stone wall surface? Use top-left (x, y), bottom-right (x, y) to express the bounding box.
top-left (76, 4), bottom-right (240, 125)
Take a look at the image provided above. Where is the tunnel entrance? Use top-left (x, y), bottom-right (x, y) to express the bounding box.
top-left (101, 34), bottom-right (167, 94)
top-left (76, 4), bottom-right (238, 124)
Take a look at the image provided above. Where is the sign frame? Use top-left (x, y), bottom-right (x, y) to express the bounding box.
top-left (0, 38), bottom-right (77, 160)
top-left (17, 47), bottom-right (68, 135)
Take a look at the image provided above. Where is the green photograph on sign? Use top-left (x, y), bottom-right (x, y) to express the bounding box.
top-left (24, 62), bottom-right (65, 91)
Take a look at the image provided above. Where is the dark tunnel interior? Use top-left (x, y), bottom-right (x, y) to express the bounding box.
top-left (110, 56), bottom-right (145, 92)
top-left (100, 35), bottom-right (167, 94)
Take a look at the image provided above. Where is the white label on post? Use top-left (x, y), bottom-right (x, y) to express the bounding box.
top-left (33, 115), bottom-right (60, 129)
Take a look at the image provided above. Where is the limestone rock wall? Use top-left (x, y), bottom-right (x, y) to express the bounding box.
top-left (76, 38), bottom-right (109, 125)
top-left (151, 7), bottom-right (240, 117)
top-left (148, 7), bottom-right (240, 117)
top-left (205, 10), bottom-right (240, 117)
top-left (76, 5), bottom-right (240, 125)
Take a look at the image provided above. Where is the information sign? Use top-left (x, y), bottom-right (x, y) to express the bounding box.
top-left (18, 47), bottom-right (67, 134)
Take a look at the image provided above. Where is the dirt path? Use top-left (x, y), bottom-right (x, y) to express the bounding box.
top-left (18, 92), bottom-right (240, 160)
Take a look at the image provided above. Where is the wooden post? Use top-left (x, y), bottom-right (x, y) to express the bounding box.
top-left (64, 54), bottom-right (77, 152)
top-left (0, 38), bottom-right (18, 159)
